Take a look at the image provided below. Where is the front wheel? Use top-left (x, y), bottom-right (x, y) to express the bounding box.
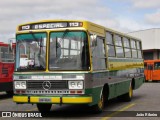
top-left (6, 91), bottom-right (13, 96)
top-left (37, 104), bottom-right (52, 113)
top-left (92, 92), bottom-right (104, 113)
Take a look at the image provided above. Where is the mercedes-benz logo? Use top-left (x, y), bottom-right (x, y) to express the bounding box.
top-left (42, 81), bottom-right (51, 90)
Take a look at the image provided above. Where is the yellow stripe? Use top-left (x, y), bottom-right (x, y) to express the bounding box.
top-left (62, 97), bottom-right (92, 103)
top-left (13, 96), bottom-right (28, 103)
top-left (101, 103), bottom-right (135, 120)
top-left (13, 96), bottom-right (92, 104)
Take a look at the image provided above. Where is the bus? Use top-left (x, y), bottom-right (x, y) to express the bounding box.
top-left (13, 20), bottom-right (144, 113)
top-left (0, 42), bottom-right (15, 95)
top-left (144, 59), bottom-right (160, 82)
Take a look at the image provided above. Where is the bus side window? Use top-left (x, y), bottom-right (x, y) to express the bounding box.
top-left (154, 63), bottom-right (158, 70)
top-left (1, 46), bottom-right (9, 62)
top-left (106, 32), bottom-right (116, 57)
top-left (148, 65), bottom-right (153, 70)
top-left (154, 62), bottom-right (160, 70)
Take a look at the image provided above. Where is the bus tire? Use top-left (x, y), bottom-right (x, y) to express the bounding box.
top-left (144, 76), bottom-right (148, 82)
top-left (118, 83), bottom-right (133, 102)
top-left (37, 104), bottom-right (52, 113)
top-left (92, 92), bottom-right (104, 113)
top-left (6, 91), bottom-right (13, 96)
top-left (123, 84), bottom-right (133, 102)
top-left (145, 80), bottom-right (148, 82)
top-left (152, 80), bottom-right (158, 82)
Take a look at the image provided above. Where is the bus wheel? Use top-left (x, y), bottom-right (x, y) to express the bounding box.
top-left (152, 80), bottom-right (158, 82)
top-left (37, 104), bottom-right (52, 113)
top-left (123, 84), bottom-right (133, 102)
top-left (6, 91), bottom-right (13, 96)
top-left (92, 92), bottom-right (104, 113)
top-left (144, 76), bottom-right (148, 82)
top-left (145, 80), bottom-right (148, 82)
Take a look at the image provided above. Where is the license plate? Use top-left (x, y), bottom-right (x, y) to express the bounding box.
top-left (39, 98), bottom-right (51, 102)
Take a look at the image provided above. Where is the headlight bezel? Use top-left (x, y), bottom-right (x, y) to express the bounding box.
top-left (14, 81), bottom-right (27, 90)
top-left (68, 81), bottom-right (83, 90)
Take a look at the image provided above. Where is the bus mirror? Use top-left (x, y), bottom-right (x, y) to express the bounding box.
top-left (9, 39), bottom-right (13, 52)
top-left (90, 34), bottom-right (97, 47)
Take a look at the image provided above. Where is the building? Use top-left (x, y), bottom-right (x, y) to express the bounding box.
top-left (128, 28), bottom-right (160, 60)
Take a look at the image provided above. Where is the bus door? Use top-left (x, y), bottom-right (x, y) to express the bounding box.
top-left (146, 63), bottom-right (154, 80)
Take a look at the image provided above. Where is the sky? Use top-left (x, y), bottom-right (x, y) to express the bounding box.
top-left (0, 0), bottom-right (160, 43)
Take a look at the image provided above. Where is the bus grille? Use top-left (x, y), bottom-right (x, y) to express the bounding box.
top-left (2, 68), bottom-right (8, 75)
top-left (27, 80), bottom-right (68, 90)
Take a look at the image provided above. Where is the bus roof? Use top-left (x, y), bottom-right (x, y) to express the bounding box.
top-left (16, 19), bottom-right (141, 41)
top-left (0, 42), bottom-right (16, 47)
top-left (0, 42), bottom-right (9, 47)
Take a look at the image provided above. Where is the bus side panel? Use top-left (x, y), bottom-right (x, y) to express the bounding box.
top-left (152, 70), bottom-right (160, 81)
top-left (88, 67), bottom-right (144, 106)
top-left (86, 72), bottom-right (104, 106)
top-left (108, 80), bottom-right (131, 100)
top-left (87, 71), bottom-right (133, 106)
top-left (0, 82), bottom-right (13, 92)
top-left (134, 77), bottom-right (144, 89)
top-left (86, 86), bottom-right (103, 106)
top-left (0, 62), bottom-right (14, 92)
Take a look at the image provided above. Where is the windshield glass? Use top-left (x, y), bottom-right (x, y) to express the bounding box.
top-left (16, 33), bottom-right (46, 71)
top-left (49, 31), bottom-right (90, 70)
top-left (0, 46), bottom-right (15, 63)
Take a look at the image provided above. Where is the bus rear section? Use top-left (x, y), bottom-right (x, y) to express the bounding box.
top-left (144, 60), bottom-right (160, 82)
top-left (0, 42), bottom-right (15, 94)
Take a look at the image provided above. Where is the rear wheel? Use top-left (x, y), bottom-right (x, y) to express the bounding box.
top-left (118, 83), bottom-right (133, 102)
top-left (37, 104), bottom-right (52, 113)
top-left (145, 76), bottom-right (148, 82)
top-left (123, 84), bottom-right (133, 102)
top-left (152, 80), bottom-right (158, 82)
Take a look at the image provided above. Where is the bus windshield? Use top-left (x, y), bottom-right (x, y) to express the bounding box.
top-left (16, 33), bottom-right (46, 71)
top-left (49, 31), bottom-right (90, 70)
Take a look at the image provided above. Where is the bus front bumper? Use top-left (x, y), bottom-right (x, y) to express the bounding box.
top-left (13, 95), bottom-right (92, 104)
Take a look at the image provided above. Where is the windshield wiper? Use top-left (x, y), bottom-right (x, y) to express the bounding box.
top-left (29, 32), bottom-right (43, 55)
top-left (55, 29), bottom-right (69, 57)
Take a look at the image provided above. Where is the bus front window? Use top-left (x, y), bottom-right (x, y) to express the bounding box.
top-left (16, 33), bottom-right (46, 71)
top-left (49, 31), bottom-right (90, 70)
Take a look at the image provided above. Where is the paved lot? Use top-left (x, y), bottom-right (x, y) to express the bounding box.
top-left (0, 82), bottom-right (160, 120)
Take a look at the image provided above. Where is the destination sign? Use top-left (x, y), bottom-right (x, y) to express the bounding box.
top-left (19, 22), bottom-right (83, 31)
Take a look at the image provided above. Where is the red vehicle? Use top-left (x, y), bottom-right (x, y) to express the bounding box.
top-left (144, 59), bottom-right (160, 82)
top-left (0, 42), bottom-right (15, 95)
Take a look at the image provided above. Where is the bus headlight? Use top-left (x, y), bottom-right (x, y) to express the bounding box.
top-left (68, 81), bottom-right (83, 89)
top-left (14, 81), bottom-right (26, 89)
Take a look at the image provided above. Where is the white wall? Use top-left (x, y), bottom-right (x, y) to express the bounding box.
top-left (128, 29), bottom-right (160, 50)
